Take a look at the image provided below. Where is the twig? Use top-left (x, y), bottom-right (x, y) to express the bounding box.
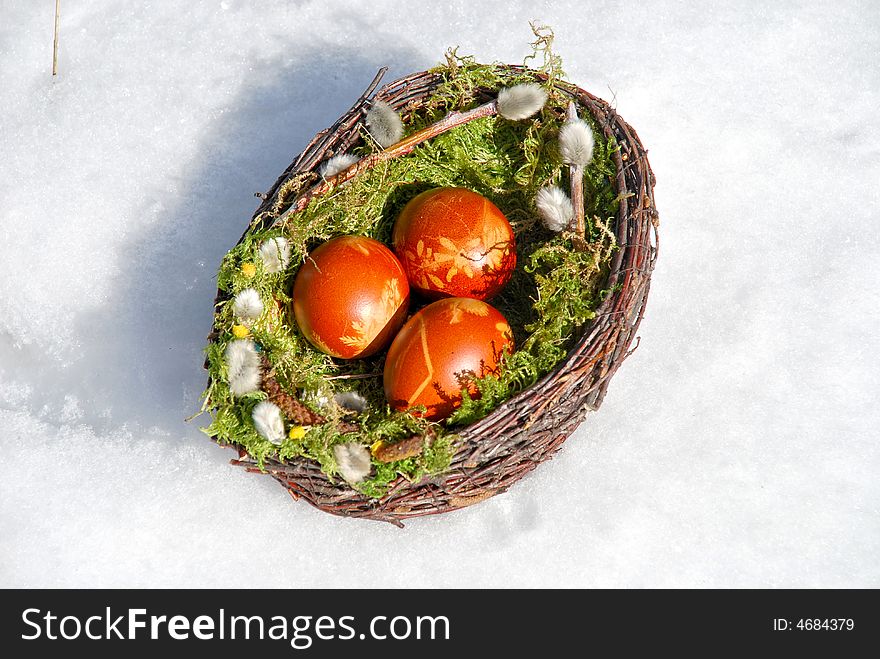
top-left (290, 66), bottom-right (387, 174)
top-left (360, 67), bottom-right (389, 103)
top-left (567, 101), bottom-right (586, 241)
top-left (380, 100), bottom-right (499, 155)
top-left (272, 81), bottom-right (546, 228)
top-left (324, 372), bottom-right (382, 381)
top-left (273, 101), bottom-right (498, 227)
top-left (52, 0), bottom-right (60, 76)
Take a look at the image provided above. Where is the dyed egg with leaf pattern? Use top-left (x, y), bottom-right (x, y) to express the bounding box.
top-left (392, 187), bottom-right (516, 300)
top-left (383, 297), bottom-right (514, 421)
top-left (292, 235), bottom-right (410, 359)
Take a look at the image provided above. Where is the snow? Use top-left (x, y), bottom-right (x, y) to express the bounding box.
top-left (1, 0), bottom-right (878, 588)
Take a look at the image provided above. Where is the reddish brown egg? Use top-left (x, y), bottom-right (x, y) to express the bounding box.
top-left (383, 297), bottom-right (514, 421)
top-left (292, 235), bottom-right (410, 359)
top-left (392, 187), bottom-right (516, 301)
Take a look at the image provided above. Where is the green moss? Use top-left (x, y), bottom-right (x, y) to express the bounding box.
top-left (200, 37), bottom-right (618, 498)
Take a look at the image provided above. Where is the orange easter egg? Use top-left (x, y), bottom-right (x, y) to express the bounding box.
top-left (392, 187), bottom-right (516, 300)
top-left (292, 235), bottom-right (410, 359)
top-left (383, 297), bottom-right (514, 421)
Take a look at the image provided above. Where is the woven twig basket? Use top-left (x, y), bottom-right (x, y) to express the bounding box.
top-left (216, 65), bottom-right (658, 526)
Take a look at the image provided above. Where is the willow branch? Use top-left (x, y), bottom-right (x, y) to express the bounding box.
top-left (567, 101), bottom-right (586, 241)
top-left (272, 100), bottom-right (499, 227)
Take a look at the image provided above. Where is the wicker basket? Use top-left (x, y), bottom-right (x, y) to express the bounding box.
top-left (214, 64), bottom-right (658, 526)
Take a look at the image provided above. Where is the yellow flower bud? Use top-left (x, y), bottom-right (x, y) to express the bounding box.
top-left (288, 426), bottom-right (307, 440)
top-left (231, 324), bottom-right (250, 339)
top-left (241, 262), bottom-right (257, 278)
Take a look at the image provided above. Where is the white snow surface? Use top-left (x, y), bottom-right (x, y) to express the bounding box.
top-left (1, 0), bottom-right (878, 588)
